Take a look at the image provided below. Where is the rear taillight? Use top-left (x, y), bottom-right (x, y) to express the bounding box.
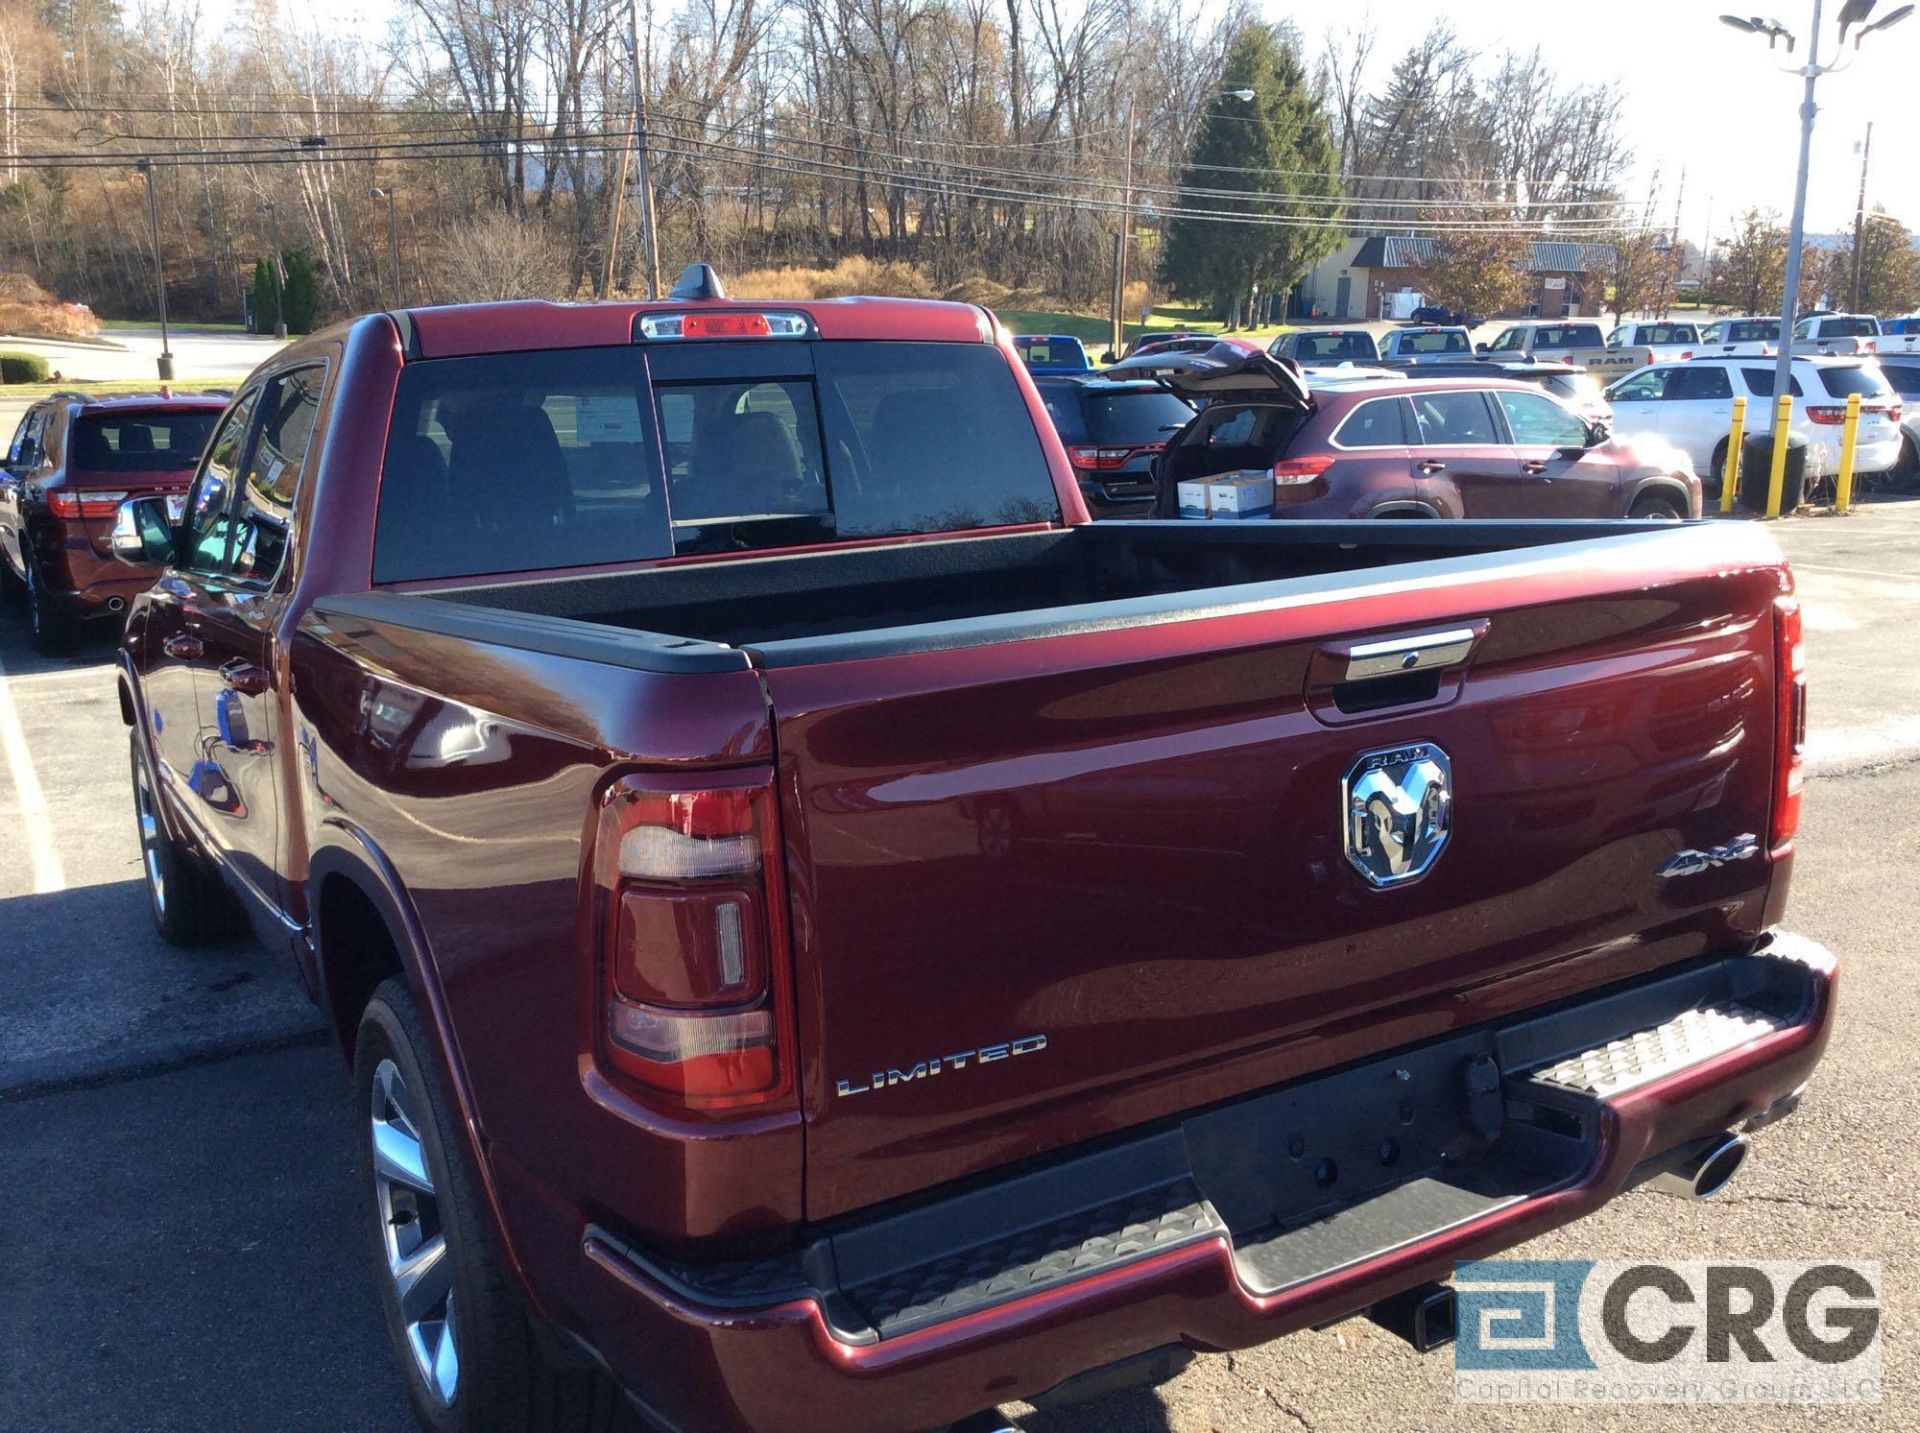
top-left (47, 488), bottom-right (128, 518)
top-left (1678, 350), bottom-right (1694, 361)
top-left (1771, 598), bottom-right (1807, 853)
top-left (1805, 406), bottom-right (1847, 425)
top-left (1068, 445), bottom-right (1133, 470)
top-left (1271, 454), bottom-right (1336, 487)
top-left (592, 772), bottom-right (795, 1109)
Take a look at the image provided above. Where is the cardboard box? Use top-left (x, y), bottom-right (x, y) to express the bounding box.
top-left (1178, 470), bottom-right (1275, 520)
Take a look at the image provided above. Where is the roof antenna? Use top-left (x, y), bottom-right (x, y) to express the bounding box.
top-left (668, 263), bottom-right (726, 301)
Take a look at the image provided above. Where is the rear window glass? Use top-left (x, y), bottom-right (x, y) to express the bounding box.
top-left (373, 341), bottom-right (1058, 582)
top-left (1398, 331), bottom-right (1470, 355)
top-left (1880, 363), bottom-right (1920, 398)
top-left (1082, 389), bottom-right (1194, 444)
top-left (1294, 332), bottom-right (1376, 360)
top-left (1637, 324), bottom-right (1698, 344)
top-left (1742, 367), bottom-right (1805, 398)
top-left (1333, 396), bottom-right (1408, 447)
top-left (1823, 317), bottom-right (1878, 338)
top-left (1726, 320), bottom-right (1780, 343)
top-left (1533, 326), bottom-right (1602, 349)
top-left (1817, 366), bottom-right (1893, 399)
top-left (71, 411), bottom-right (219, 472)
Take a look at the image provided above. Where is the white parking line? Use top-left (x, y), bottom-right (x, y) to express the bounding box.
top-left (0, 650), bottom-right (66, 893)
top-left (1791, 562), bottom-right (1919, 583)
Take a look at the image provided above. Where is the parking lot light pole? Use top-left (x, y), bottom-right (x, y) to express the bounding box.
top-left (134, 158), bottom-right (174, 384)
top-left (1720, 2), bottom-right (1912, 435)
top-left (369, 187), bottom-right (401, 306)
top-left (1108, 86), bottom-right (1255, 358)
top-left (257, 201), bottom-right (287, 340)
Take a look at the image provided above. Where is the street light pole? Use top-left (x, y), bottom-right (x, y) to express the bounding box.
top-left (1848, 121), bottom-right (1874, 311)
top-left (134, 157), bottom-right (173, 384)
top-left (369, 187), bottom-right (401, 307)
top-left (258, 201), bottom-right (288, 340)
top-left (1769, 0), bottom-right (1823, 412)
top-left (1109, 91), bottom-right (1135, 361)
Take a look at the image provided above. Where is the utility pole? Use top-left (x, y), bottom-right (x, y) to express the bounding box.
top-left (628, 0), bottom-right (661, 299)
top-left (135, 158), bottom-right (174, 384)
top-left (1849, 120), bottom-right (1873, 311)
top-left (1109, 91), bottom-right (1135, 360)
top-left (604, 110), bottom-right (635, 296)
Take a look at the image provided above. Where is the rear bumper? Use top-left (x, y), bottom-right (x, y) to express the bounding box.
top-left (564, 934), bottom-right (1835, 1433)
top-left (34, 530), bottom-right (157, 615)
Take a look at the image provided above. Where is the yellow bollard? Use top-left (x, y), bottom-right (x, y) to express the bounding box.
top-left (1834, 392), bottom-right (1863, 514)
top-left (1722, 397), bottom-right (1747, 513)
top-left (1765, 392), bottom-right (1794, 518)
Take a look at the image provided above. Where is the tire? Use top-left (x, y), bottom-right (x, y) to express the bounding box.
top-left (1709, 440), bottom-right (1731, 500)
top-left (356, 976), bottom-right (640, 1433)
top-left (1628, 492), bottom-right (1685, 521)
top-left (0, 554), bottom-right (23, 606)
top-left (25, 557), bottom-right (77, 656)
top-left (130, 730), bottom-right (241, 947)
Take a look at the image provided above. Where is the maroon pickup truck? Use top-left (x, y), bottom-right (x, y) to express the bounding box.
top-left (110, 269), bottom-right (1833, 1433)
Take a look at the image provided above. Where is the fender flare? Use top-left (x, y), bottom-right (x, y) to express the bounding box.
top-left (306, 820), bottom-right (545, 1316)
top-left (1369, 500), bottom-right (1443, 519)
top-left (1624, 475), bottom-right (1694, 514)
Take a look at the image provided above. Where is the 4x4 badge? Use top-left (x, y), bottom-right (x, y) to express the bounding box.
top-left (1343, 743), bottom-right (1452, 887)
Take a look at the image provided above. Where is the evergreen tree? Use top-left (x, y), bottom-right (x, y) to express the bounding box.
top-left (1161, 25), bottom-right (1344, 317)
top-left (252, 249), bottom-right (322, 334)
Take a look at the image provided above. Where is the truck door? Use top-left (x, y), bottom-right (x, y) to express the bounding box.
top-left (139, 389), bottom-right (259, 821)
top-left (185, 364), bottom-right (326, 913)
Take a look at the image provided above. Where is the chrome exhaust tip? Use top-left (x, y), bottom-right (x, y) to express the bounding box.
top-left (1643, 1131), bottom-right (1749, 1201)
top-left (106, 596), bottom-right (126, 612)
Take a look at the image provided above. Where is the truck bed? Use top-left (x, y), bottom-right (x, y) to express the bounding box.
top-left (356, 519), bottom-right (1688, 664)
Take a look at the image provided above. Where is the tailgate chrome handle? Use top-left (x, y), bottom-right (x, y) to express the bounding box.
top-left (1342, 628), bottom-right (1478, 683)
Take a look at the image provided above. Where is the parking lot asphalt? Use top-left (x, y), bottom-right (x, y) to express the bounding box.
top-left (2, 501), bottom-right (1917, 1433)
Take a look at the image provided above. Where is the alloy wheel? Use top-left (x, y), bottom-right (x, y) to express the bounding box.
top-left (370, 1057), bottom-right (460, 1406)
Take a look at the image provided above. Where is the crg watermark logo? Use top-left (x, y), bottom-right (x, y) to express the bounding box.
top-left (1454, 1260), bottom-right (1881, 1403)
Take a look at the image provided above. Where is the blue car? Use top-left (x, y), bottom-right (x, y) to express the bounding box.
top-left (1014, 334), bottom-right (1093, 375)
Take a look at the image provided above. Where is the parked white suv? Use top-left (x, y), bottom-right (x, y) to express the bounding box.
top-left (1603, 356), bottom-right (1905, 488)
top-left (1696, 317), bottom-right (1780, 357)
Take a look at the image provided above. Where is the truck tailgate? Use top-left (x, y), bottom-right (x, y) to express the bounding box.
top-left (757, 526), bottom-right (1788, 1219)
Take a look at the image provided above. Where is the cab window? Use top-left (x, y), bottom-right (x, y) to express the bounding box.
top-left (1333, 396), bottom-right (1410, 447)
top-left (180, 391), bottom-right (259, 575)
top-left (227, 366), bottom-right (324, 584)
top-left (1664, 367), bottom-right (1733, 402)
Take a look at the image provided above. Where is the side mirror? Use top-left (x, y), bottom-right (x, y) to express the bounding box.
top-left (110, 495), bottom-right (176, 567)
top-left (1100, 350), bottom-right (1118, 365)
top-left (1475, 342), bottom-right (1490, 354)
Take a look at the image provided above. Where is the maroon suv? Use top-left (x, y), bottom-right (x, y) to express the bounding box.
top-left (0, 394), bottom-right (225, 652)
top-left (1151, 354), bottom-right (1701, 521)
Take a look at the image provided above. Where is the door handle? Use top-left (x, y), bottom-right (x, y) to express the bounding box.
top-left (162, 634), bottom-right (203, 660)
top-left (1521, 460), bottom-right (1549, 475)
top-left (218, 659), bottom-right (270, 697)
top-left (1416, 460), bottom-right (1447, 475)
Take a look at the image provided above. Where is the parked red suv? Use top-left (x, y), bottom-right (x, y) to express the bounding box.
top-left (0, 393), bottom-right (225, 652)
top-left (1150, 353), bottom-right (1701, 521)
